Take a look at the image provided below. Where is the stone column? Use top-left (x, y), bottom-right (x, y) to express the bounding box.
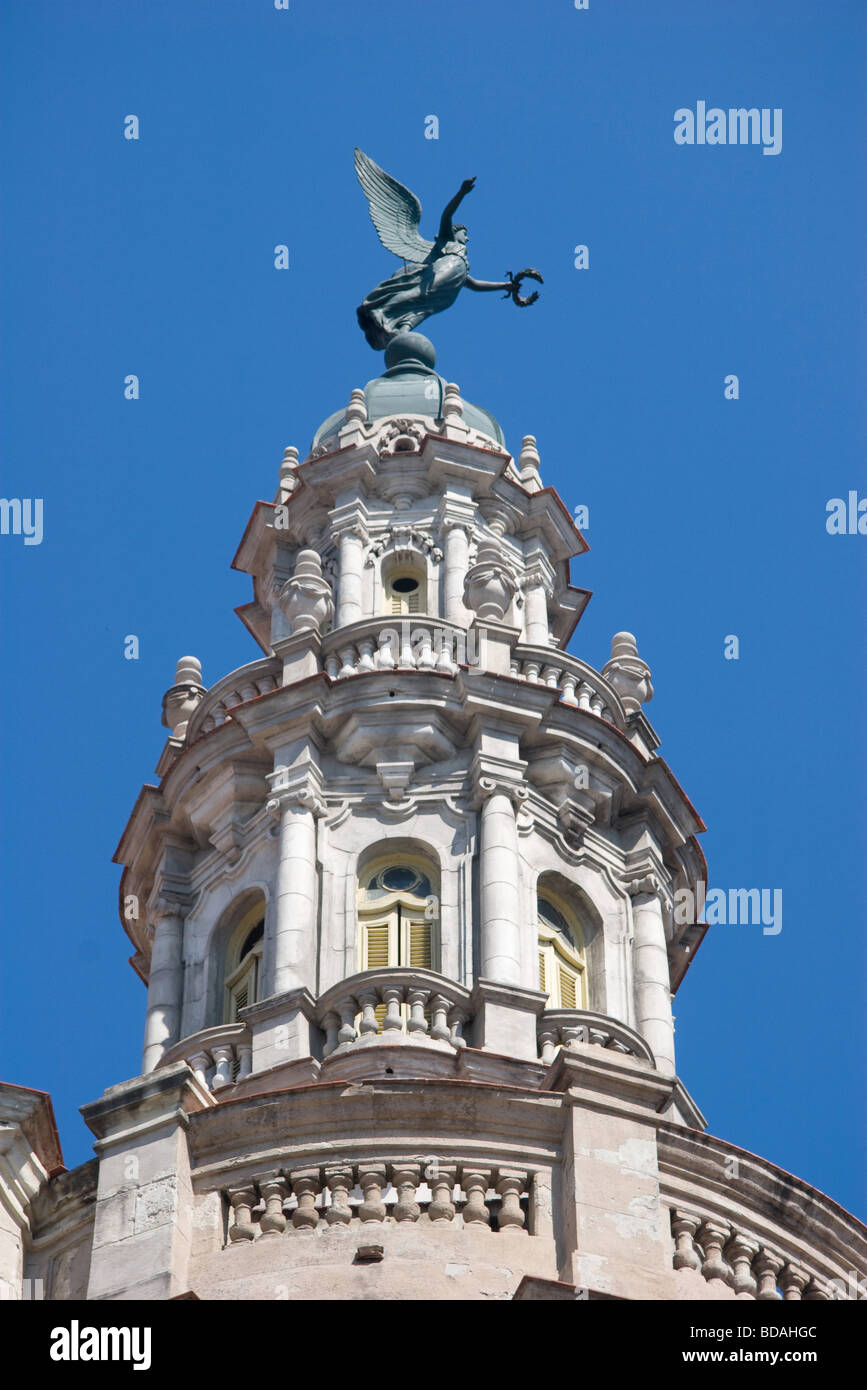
top-left (266, 762), bottom-right (325, 997)
top-left (442, 523), bottom-right (471, 625)
top-left (141, 900), bottom-right (186, 1074)
top-left (478, 781), bottom-right (524, 986)
top-left (336, 525), bottom-right (366, 628)
top-left (628, 876), bottom-right (676, 1077)
top-left (523, 574), bottom-right (550, 646)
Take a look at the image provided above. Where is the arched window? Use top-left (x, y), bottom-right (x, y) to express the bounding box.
top-left (383, 565), bottom-right (426, 616)
top-left (224, 904), bottom-right (265, 1022)
top-left (358, 858), bottom-right (437, 973)
top-left (537, 888), bottom-right (586, 1010)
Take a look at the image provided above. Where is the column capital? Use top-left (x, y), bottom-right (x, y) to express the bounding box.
top-left (150, 892), bottom-right (192, 925)
top-left (266, 762), bottom-right (326, 818)
top-left (625, 873), bottom-right (661, 898)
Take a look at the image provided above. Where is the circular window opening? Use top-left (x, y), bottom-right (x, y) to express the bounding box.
top-left (392, 576), bottom-right (419, 594)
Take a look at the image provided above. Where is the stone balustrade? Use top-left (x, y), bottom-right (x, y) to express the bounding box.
top-left (668, 1208), bottom-right (846, 1300)
top-left (315, 968), bottom-right (472, 1055)
top-left (224, 1161), bottom-right (532, 1242)
top-left (159, 1023), bottom-right (252, 1093)
top-left (187, 656), bottom-right (282, 740)
top-left (320, 616), bottom-right (471, 680)
top-left (510, 645), bottom-right (625, 728)
top-left (537, 1010), bottom-right (655, 1067)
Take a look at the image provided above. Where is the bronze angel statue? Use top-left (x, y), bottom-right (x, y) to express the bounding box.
top-left (354, 148), bottom-right (542, 350)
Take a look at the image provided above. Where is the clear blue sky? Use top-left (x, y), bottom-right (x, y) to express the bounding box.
top-left (1, 0), bottom-right (864, 1218)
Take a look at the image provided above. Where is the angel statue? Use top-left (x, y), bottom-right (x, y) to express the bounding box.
top-left (354, 148), bottom-right (542, 351)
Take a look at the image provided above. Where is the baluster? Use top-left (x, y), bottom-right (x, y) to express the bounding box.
top-left (427, 1166), bottom-right (457, 1222)
top-left (323, 1165), bottom-right (354, 1227)
top-left (753, 1250), bottom-right (784, 1301)
top-left (779, 1263), bottom-right (809, 1301)
top-left (338, 645), bottom-right (357, 679)
top-left (577, 682), bottom-right (592, 710)
top-left (382, 986), bottom-right (403, 1034)
top-left (391, 1165), bottom-right (421, 1222)
top-left (258, 1175), bottom-right (288, 1236)
top-left (406, 987), bottom-right (430, 1036)
top-left (495, 1170), bottom-right (527, 1231)
top-left (588, 1027), bottom-right (608, 1047)
top-left (338, 1002), bottom-right (357, 1046)
top-left (325, 654), bottom-right (340, 681)
top-left (538, 1027), bottom-right (559, 1067)
top-left (357, 989), bottom-right (380, 1036)
top-left (210, 1045), bottom-right (234, 1090)
top-left (201, 716), bottom-right (215, 733)
top-left (541, 665), bottom-right (561, 690)
top-left (589, 693), bottom-right (604, 715)
top-left (560, 672), bottom-right (578, 705)
top-left (416, 629), bottom-right (436, 669)
top-left (726, 1234), bottom-right (758, 1297)
top-left (227, 1186), bottom-right (257, 1243)
top-left (358, 1165), bottom-right (387, 1223)
top-left (524, 661), bottom-right (541, 683)
top-left (376, 629), bottom-right (397, 669)
top-left (671, 1211), bottom-right (702, 1272)
top-left (398, 624), bottom-right (415, 668)
top-left (236, 1042), bottom-right (253, 1080)
top-left (436, 631), bottom-right (455, 673)
top-left (429, 994), bottom-right (451, 1043)
top-left (697, 1220), bottom-right (731, 1283)
top-left (461, 1168), bottom-right (492, 1226)
top-left (240, 683), bottom-right (258, 703)
top-left (290, 1169), bottom-right (321, 1230)
top-left (509, 658), bottom-right (521, 678)
top-left (803, 1278), bottom-right (831, 1301)
top-left (448, 1008), bottom-right (468, 1050)
top-left (357, 637), bottom-right (376, 672)
top-left (188, 1050), bottom-right (211, 1089)
top-left (321, 1010), bottom-right (340, 1057)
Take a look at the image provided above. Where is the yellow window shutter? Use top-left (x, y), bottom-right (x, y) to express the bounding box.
top-left (409, 918), bottom-right (431, 969)
top-left (559, 964), bottom-right (577, 1010)
top-left (231, 981), bottom-right (249, 1021)
top-left (365, 921), bottom-right (390, 969)
top-left (390, 593), bottom-right (402, 615)
top-left (408, 589), bottom-right (420, 614)
top-left (538, 949), bottom-right (547, 994)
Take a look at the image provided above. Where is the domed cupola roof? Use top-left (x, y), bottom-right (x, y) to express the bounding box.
top-left (310, 332), bottom-right (505, 454)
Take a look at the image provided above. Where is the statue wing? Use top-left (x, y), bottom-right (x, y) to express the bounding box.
top-left (354, 148), bottom-right (434, 264)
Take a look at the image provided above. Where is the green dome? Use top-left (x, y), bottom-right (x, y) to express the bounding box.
top-left (310, 333), bottom-right (505, 453)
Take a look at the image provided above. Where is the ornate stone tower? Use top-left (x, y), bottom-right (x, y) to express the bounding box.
top-left (5, 332), bottom-right (865, 1302)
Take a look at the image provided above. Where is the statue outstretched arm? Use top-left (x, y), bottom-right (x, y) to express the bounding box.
top-left (465, 275), bottom-right (512, 293)
top-left (438, 177), bottom-right (476, 241)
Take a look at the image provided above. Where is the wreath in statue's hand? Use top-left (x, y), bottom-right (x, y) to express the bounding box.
top-left (503, 268), bottom-right (543, 307)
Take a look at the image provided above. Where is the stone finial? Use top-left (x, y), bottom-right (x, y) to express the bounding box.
top-left (279, 446), bottom-right (299, 496)
top-left (601, 631), bottom-right (654, 715)
top-left (517, 435), bottom-right (543, 493)
top-left (161, 656), bottom-right (206, 740)
top-left (278, 548), bottom-right (334, 635)
top-left (463, 539), bottom-right (517, 623)
top-left (442, 383), bottom-right (463, 419)
top-left (346, 388), bottom-right (367, 423)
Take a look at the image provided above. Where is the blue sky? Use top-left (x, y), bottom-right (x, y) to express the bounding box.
top-left (1, 0), bottom-right (864, 1218)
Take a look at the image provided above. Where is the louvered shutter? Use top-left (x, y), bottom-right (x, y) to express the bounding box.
top-left (539, 950), bottom-right (548, 995)
top-left (559, 964), bottom-right (578, 1010)
top-left (408, 917), bottom-right (431, 969)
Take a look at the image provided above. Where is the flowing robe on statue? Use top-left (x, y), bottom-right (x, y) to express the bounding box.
top-left (357, 247), bottom-right (469, 350)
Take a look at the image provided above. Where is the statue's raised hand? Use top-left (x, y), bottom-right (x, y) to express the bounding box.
top-left (459, 178), bottom-right (476, 196)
